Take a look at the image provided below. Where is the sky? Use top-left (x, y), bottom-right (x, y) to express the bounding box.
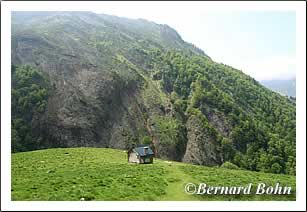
top-left (92, 2), bottom-right (296, 81)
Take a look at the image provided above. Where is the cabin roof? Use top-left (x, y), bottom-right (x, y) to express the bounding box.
top-left (131, 145), bottom-right (154, 156)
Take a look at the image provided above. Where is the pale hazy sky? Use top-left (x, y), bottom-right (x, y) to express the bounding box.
top-left (92, 2), bottom-right (296, 81)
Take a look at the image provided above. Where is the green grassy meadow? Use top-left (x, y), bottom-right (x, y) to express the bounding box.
top-left (11, 148), bottom-right (295, 201)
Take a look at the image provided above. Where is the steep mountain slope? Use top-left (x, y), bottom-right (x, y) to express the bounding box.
top-left (11, 12), bottom-right (296, 175)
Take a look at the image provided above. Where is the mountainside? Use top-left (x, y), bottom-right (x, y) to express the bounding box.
top-left (12, 148), bottom-right (296, 201)
top-left (260, 78), bottom-right (296, 97)
top-left (11, 12), bottom-right (296, 175)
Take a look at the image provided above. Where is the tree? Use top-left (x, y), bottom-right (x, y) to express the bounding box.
top-left (11, 65), bottom-right (50, 152)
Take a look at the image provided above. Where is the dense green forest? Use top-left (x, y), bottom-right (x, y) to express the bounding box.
top-left (144, 50), bottom-right (296, 175)
top-left (11, 65), bottom-right (50, 152)
top-left (11, 12), bottom-right (296, 175)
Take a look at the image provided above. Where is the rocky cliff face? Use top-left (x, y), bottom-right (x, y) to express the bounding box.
top-left (183, 115), bottom-right (222, 166)
top-left (11, 12), bottom-right (296, 174)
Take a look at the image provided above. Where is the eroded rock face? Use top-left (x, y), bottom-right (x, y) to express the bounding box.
top-left (206, 111), bottom-right (231, 137)
top-left (183, 115), bottom-right (221, 166)
top-left (37, 68), bottom-right (140, 148)
top-left (44, 70), bottom-right (119, 148)
top-left (13, 38), bottom-right (145, 149)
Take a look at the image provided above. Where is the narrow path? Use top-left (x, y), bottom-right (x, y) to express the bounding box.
top-left (157, 161), bottom-right (198, 201)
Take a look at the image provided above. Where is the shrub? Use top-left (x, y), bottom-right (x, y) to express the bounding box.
top-left (142, 136), bottom-right (152, 145)
top-left (221, 161), bottom-right (240, 170)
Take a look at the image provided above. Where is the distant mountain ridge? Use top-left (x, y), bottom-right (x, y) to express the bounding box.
top-left (260, 78), bottom-right (296, 97)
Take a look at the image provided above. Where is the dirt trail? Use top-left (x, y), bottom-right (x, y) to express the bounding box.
top-left (158, 161), bottom-right (198, 201)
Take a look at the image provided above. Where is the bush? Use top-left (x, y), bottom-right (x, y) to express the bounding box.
top-left (221, 161), bottom-right (240, 170)
top-left (142, 136), bottom-right (152, 145)
top-left (270, 162), bottom-right (282, 174)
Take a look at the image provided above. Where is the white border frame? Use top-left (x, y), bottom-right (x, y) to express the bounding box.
top-left (1, 1), bottom-right (306, 211)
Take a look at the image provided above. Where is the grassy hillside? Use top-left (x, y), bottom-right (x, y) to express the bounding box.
top-left (12, 148), bottom-right (295, 201)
